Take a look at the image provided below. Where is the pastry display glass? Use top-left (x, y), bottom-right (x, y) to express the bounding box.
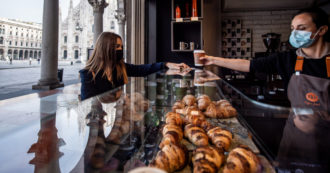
top-left (1, 69), bottom-right (328, 173)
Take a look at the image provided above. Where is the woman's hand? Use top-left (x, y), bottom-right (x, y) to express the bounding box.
top-left (200, 55), bottom-right (216, 65)
top-left (165, 62), bottom-right (190, 70)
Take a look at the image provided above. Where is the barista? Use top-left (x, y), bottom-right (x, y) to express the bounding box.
top-left (202, 7), bottom-right (330, 172)
top-left (201, 7), bottom-right (330, 91)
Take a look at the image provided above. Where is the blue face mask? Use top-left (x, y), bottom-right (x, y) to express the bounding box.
top-left (289, 29), bottom-right (320, 48)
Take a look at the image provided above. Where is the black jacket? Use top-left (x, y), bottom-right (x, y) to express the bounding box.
top-left (79, 62), bottom-right (165, 100)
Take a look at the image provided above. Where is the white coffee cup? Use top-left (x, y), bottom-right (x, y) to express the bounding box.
top-left (193, 50), bottom-right (205, 66)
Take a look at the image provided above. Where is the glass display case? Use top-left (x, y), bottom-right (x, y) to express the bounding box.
top-left (0, 69), bottom-right (328, 173)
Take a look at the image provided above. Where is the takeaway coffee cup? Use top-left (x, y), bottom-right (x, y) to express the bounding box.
top-left (194, 50), bottom-right (205, 67)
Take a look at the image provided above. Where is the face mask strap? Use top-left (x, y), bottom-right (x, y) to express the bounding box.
top-left (311, 28), bottom-right (321, 39)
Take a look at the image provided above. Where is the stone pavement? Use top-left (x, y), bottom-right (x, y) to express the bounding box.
top-left (0, 60), bottom-right (84, 100)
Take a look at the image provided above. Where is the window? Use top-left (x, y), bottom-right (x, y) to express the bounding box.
top-left (75, 35), bottom-right (79, 43)
top-left (0, 37), bottom-right (3, 44)
top-left (10, 31), bottom-right (12, 35)
top-left (64, 36), bottom-right (67, 43)
top-left (111, 21), bottom-right (115, 30)
top-left (26, 42), bottom-right (28, 46)
top-left (35, 43), bottom-right (37, 47)
top-left (3, 29), bottom-right (5, 34)
top-left (9, 41), bottom-right (12, 45)
top-left (63, 50), bottom-right (67, 59)
top-left (16, 32), bottom-right (18, 36)
top-left (21, 33), bottom-right (23, 37)
top-left (74, 50), bottom-right (79, 59)
top-left (31, 43), bottom-right (33, 47)
top-left (21, 42), bottom-right (23, 46)
top-left (15, 41), bottom-right (17, 46)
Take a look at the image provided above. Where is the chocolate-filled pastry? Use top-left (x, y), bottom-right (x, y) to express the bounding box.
top-left (223, 146), bottom-right (260, 173)
top-left (197, 95), bottom-right (212, 111)
top-left (192, 146), bottom-right (225, 173)
top-left (184, 124), bottom-right (208, 147)
top-left (172, 101), bottom-right (185, 112)
top-left (182, 94), bottom-right (196, 106)
top-left (200, 120), bottom-right (214, 132)
top-left (150, 144), bottom-right (187, 172)
top-left (165, 112), bottom-right (183, 127)
top-left (163, 124), bottom-right (183, 139)
top-left (207, 127), bottom-right (233, 151)
top-left (204, 103), bottom-right (217, 118)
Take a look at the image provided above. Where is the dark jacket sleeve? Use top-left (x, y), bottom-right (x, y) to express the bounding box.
top-left (125, 62), bottom-right (165, 77)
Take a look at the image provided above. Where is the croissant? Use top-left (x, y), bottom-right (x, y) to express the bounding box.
top-left (172, 101), bottom-right (185, 112)
top-left (159, 123), bottom-right (183, 148)
top-left (216, 99), bottom-right (231, 107)
top-left (177, 105), bottom-right (199, 115)
top-left (200, 120), bottom-right (214, 132)
top-left (165, 112), bottom-right (183, 127)
top-left (192, 146), bottom-right (225, 173)
top-left (223, 146), bottom-right (260, 173)
top-left (207, 127), bottom-right (233, 151)
top-left (204, 103), bottom-right (217, 118)
top-left (197, 95), bottom-right (212, 111)
top-left (182, 94), bottom-right (196, 106)
top-left (217, 105), bottom-right (237, 118)
top-left (185, 113), bottom-right (205, 125)
top-left (184, 124), bottom-right (208, 146)
top-left (150, 144), bottom-right (187, 172)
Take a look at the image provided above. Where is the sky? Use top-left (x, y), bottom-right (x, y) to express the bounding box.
top-left (0, 0), bottom-right (80, 23)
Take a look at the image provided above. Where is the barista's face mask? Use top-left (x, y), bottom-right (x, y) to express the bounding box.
top-left (115, 50), bottom-right (123, 61)
top-left (289, 29), bottom-right (320, 48)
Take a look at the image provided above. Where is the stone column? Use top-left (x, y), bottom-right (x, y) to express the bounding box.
top-left (88, 0), bottom-right (108, 44)
top-left (115, 9), bottom-right (126, 42)
top-left (33, 0), bottom-right (63, 90)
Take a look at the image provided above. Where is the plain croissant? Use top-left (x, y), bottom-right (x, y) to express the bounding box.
top-left (182, 94), bottom-right (196, 106)
top-left (197, 95), bottom-right (212, 111)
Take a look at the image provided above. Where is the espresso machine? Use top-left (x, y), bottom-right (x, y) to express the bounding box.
top-left (259, 33), bottom-right (289, 105)
top-left (262, 33), bottom-right (281, 54)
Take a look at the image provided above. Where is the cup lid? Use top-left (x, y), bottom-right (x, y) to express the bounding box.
top-left (128, 167), bottom-right (166, 173)
top-left (193, 50), bottom-right (205, 53)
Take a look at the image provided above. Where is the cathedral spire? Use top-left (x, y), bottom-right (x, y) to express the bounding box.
top-left (68, 0), bottom-right (73, 18)
top-left (69, 0), bottom-right (73, 9)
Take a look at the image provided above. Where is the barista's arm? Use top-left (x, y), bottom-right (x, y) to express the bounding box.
top-left (200, 55), bottom-right (251, 72)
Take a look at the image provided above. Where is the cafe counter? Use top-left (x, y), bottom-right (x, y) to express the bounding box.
top-left (0, 69), bottom-right (328, 173)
